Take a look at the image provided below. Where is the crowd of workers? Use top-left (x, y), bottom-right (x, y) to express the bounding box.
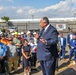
top-left (0, 30), bottom-right (38, 75)
top-left (0, 28), bottom-right (76, 75)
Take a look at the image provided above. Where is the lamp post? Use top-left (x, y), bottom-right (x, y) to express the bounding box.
top-left (32, 15), bottom-right (34, 20)
top-left (26, 23), bottom-right (28, 31)
top-left (74, 13), bottom-right (76, 31)
top-left (74, 13), bottom-right (76, 18)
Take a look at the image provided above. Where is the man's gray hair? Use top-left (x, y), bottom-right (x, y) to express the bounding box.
top-left (42, 17), bottom-right (49, 24)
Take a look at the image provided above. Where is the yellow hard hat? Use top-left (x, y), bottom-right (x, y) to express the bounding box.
top-left (14, 32), bottom-right (18, 35)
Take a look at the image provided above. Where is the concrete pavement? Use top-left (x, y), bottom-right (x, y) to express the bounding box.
top-left (10, 59), bottom-right (76, 75)
top-left (10, 46), bottom-right (76, 75)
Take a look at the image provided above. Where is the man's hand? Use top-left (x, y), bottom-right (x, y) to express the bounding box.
top-left (25, 56), bottom-right (30, 59)
top-left (71, 46), bottom-right (74, 49)
top-left (16, 43), bottom-right (21, 46)
top-left (40, 37), bottom-right (47, 44)
top-left (0, 56), bottom-right (4, 60)
top-left (67, 44), bottom-right (70, 46)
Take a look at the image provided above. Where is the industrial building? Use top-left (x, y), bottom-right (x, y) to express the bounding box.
top-left (0, 18), bottom-right (76, 33)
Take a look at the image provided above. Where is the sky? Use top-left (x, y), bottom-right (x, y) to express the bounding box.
top-left (0, 0), bottom-right (76, 19)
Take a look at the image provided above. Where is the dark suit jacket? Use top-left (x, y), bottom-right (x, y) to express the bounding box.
top-left (67, 34), bottom-right (73, 45)
top-left (70, 39), bottom-right (76, 50)
top-left (37, 25), bottom-right (58, 61)
top-left (58, 37), bottom-right (66, 48)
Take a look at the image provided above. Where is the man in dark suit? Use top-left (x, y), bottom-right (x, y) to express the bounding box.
top-left (67, 29), bottom-right (74, 61)
top-left (37, 17), bottom-right (58, 75)
top-left (69, 33), bottom-right (76, 63)
top-left (67, 29), bottom-right (73, 50)
top-left (58, 32), bottom-right (66, 59)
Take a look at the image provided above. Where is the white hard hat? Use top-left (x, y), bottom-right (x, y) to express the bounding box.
top-left (12, 33), bottom-right (14, 35)
top-left (33, 32), bottom-right (36, 35)
top-left (21, 32), bottom-right (24, 34)
top-left (18, 33), bottom-right (21, 35)
top-left (0, 32), bottom-right (3, 35)
top-left (26, 31), bottom-right (31, 35)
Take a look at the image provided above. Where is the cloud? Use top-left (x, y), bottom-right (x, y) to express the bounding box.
top-left (0, 0), bottom-right (14, 2)
top-left (6, 0), bottom-right (14, 2)
top-left (0, 6), bottom-right (32, 19)
top-left (0, 0), bottom-right (76, 19)
top-left (28, 0), bottom-right (76, 18)
top-left (16, 9), bottom-right (24, 14)
top-left (0, 6), bottom-right (4, 10)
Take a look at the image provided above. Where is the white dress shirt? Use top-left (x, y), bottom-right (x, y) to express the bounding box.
top-left (61, 38), bottom-right (63, 46)
top-left (34, 37), bottom-right (37, 45)
top-left (44, 24), bottom-right (50, 32)
top-left (70, 34), bottom-right (72, 40)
